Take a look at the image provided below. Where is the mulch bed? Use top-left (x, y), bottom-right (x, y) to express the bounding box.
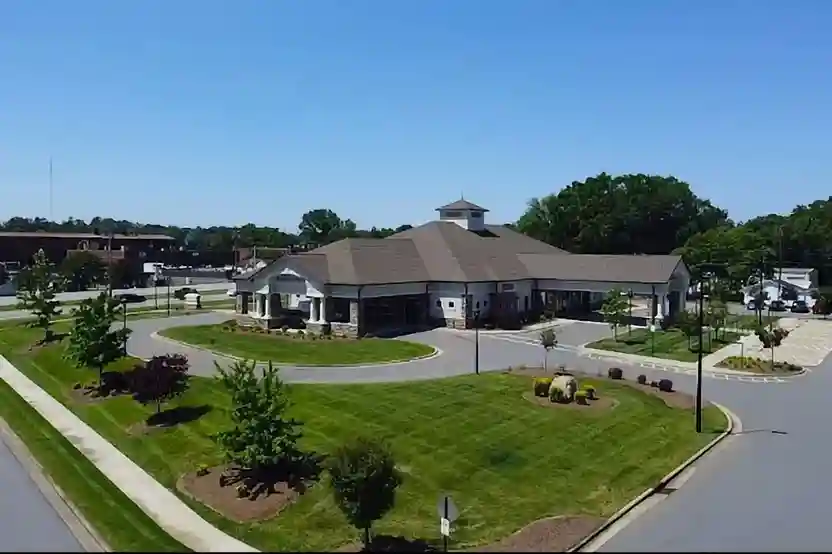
top-left (522, 392), bottom-right (618, 412)
top-left (336, 516), bottom-right (605, 552)
top-left (507, 367), bottom-right (699, 410)
top-left (177, 464), bottom-right (300, 523)
top-left (68, 386), bottom-right (127, 405)
top-left (471, 515), bottom-right (605, 552)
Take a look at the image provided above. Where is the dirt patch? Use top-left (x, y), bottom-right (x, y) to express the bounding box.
top-left (623, 382), bottom-right (695, 410)
top-left (177, 464), bottom-right (301, 523)
top-left (68, 386), bottom-right (127, 404)
top-left (507, 367), bottom-right (698, 410)
top-left (522, 392), bottom-right (618, 412)
top-left (472, 515), bottom-right (605, 552)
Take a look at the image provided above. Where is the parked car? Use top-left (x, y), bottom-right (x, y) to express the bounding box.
top-left (769, 299), bottom-right (787, 312)
top-left (746, 299), bottom-right (767, 311)
top-left (790, 300), bottom-right (811, 314)
top-left (173, 287), bottom-right (198, 300)
top-left (116, 293), bottom-right (146, 304)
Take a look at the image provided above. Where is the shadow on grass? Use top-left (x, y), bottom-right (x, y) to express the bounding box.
top-left (146, 404), bottom-right (213, 427)
top-left (218, 451), bottom-right (326, 500)
top-left (360, 535), bottom-right (441, 552)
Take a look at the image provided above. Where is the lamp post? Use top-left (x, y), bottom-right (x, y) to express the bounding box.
top-left (650, 284), bottom-right (656, 356)
top-left (474, 309), bottom-right (481, 375)
top-left (166, 278), bottom-right (171, 317)
top-left (627, 288), bottom-right (634, 334)
top-left (120, 297), bottom-right (128, 355)
top-left (695, 273), bottom-right (711, 433)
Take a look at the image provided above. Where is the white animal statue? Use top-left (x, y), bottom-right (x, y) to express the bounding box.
top-left (549, 375), bottom-right (578, 403)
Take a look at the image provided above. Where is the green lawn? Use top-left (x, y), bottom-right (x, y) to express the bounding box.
top-left (0, 324), bottom-right (726, 551)
top-left (0, 296), bottom-right (234, 314)
top-left (160, 323), bottom-right (436, 365)
top-left (587, 328), bottom-right (741, 363)
top-left (724, 313), bottom-right (777, 330)
top-left (0, 364), bottom-right (187, 551)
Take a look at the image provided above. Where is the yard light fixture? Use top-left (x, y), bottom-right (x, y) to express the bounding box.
top-left (695, 273), bottom-right (712, 434)
top-left (627, 289), bottom-right (634, 334)
top-left (474, 309), bottom-right (481, 375)
top-left (167, 277), bottom-right (171, 317)
top-left (121, 296), bottom-right (129, 356)
top-left (650, 285), bottom-right (656, 356)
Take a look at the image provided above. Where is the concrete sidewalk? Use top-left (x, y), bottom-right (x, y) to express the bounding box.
top-left (0, 355), bottom-right (258, 553)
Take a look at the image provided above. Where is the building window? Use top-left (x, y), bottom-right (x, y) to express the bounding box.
top-left (469, 211), bottom-right (482, 218)
top-left (443, 210), bottom-right (463, 218)
top-left (476, 301), bottom-right (480, 309)
top-left (502, 283), bottom-right (515, 292)
top-left (484, 300), bottom-right (488, 307)
top-left (436, 300), bottom-right (441, 307)
top-left (448, 301), bottom-right (455, 308)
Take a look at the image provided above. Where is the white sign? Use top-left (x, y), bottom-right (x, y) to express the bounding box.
top-left (649, 324), bottom-right (656, 333)
top-left (440, 517), bottom-right (450, 537)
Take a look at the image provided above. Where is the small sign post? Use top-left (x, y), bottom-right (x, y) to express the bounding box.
top-left (437, 494), bottom-right (459, 552)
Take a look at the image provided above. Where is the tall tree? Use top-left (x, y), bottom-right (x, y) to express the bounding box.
top-left (517, 173), bottom-right (728, 255)
top-left (16, 249), bottom-right (64, 344)
top-left (298, 209), bottom-right (358, 245)
top-left (60, 251), bottom-right (106, 292)
top-left (65, 293), bottom-right (132, 389)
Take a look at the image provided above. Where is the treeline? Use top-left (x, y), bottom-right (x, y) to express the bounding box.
top-left (4, 172), bottom-right (831, 287)
top-left (0, 209), bottom-right (414, 251)
top-left (516, 173), bottom-right (832, 287)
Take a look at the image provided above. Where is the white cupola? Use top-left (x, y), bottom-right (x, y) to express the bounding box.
top-left (435, 199), bottom-right (489, 231)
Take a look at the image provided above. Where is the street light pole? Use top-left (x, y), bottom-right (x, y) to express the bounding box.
top-left (474, 309), bottom-right (480, 375)
top-left (650, 284), bottom-right (656, 356)
top-left (166, 278), bottom-right (171, 317)
top-left (627, 289), bottom-right (634, 334)
top-left (695, 274), bottom-right (707, 433)
top-left (121, 298), bottom-right (128, 355)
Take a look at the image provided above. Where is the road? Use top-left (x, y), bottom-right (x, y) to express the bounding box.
top-left (128, 314), bottom-right (832, 551)
top-left (0, 292), bottom-right (233, 321)
top-left (0, 281), bottom-right (232, 307)
top-left (0, 427), bottom-right (84, 551)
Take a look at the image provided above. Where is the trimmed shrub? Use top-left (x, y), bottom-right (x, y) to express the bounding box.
top-left (608, 367), bottom-right (623, 380)
top-left (533, 377), bottom-right (553, 397)
top-left (650, 380), bottom-right (658, 388)
top-left (658, 379), bottom-right (673, 393)
top-left (582, 385), bottom-right (596, 400)
top-left (556, 364), bottom-right (568, 375)
top-left (637, 374), bottom-right (647, 385)
top-left (575, 390), bottom-right (589, 405)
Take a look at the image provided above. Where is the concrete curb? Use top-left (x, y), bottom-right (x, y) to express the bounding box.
top-left (0, 355), bottom-right (258, 553)
top-left (568, 400), bottom-right (739, 553)
top-left (0, 417), bottom-right (110, 553)
top-left (149, 330), bottom-right (443, 368)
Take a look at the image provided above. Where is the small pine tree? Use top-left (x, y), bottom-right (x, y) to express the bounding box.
top-left (327, 437), bottom-right (402, 549)
top-left (214, 359), bottom-right (304, 495)
top-left (539, 328), bottom-right (557, 372)
top-left (16, 249), bottom-right (64, 344)
top-left (600, 288), bottom-right (629, 340)
top-left (65, 293), bottom-right (131, 388)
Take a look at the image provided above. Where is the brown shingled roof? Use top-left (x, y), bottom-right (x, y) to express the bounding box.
top-left (436, 199), bottom-right (490, 212)
top-left (244, 219), bottom-right (685, 286)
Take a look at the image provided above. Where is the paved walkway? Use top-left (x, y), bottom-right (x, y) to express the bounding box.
top-left (0, 355), bottom-right (257, 553)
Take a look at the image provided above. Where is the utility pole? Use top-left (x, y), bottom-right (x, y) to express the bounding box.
top-left (106, 231), bottom-right (114, 297)
top-left (695, 274), bottom-right (707, 433)
top-left (777, 226), bottom-right (784, 305)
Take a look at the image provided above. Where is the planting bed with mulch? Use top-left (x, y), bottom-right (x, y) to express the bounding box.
top-left (522, 391), bottom-right (618, 412)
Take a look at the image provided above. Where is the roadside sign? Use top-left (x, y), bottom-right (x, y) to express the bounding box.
top-left (436, 494), bottom-right (459, 522)
top-left (440, 518), bottom-right (450, 537)
top-left (649, 324), bottom-right (656, 333)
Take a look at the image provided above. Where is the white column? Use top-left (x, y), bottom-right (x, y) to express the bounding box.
top-left (310, 297), bottom-right (319, 322)
top-left (319, 296), bottom-right (328, 323)
top-left (258, 294), bottom-right (266, 317)
top-left (265, 294), bottom-right (272, 318)
top-left (656, 294), bottom-right (667, 319)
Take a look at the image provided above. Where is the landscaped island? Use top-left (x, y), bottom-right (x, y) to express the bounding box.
top-left (159, 322), bottom-right (436, 365)
top-left (0, 322), bottom-right (727, 552)
top-left (585, 328), bottom-right (740, 363)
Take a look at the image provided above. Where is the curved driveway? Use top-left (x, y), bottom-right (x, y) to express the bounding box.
top-left (127, 313), bottom-right (832, 551)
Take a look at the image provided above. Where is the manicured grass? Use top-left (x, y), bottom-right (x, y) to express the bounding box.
top-left (716, 355), bottom-right (802, 374)
top-left (160, 323), bottom-right (436, 365)
top-left (0, 324), bottom-right (726, 551)
top-left (0, 375), bottom-right (187, 551)
top-left (724, 313), bottom-right (777, 330)
top-left (0, 295), bottom-right (233, 314)
top-left (587, 329), bottom-right (741, 363)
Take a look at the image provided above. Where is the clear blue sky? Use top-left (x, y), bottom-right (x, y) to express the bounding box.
top-left (1, 0), bottom-right (829, 230)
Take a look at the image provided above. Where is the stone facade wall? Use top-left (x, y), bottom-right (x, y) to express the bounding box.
top-left (330, 322), bottom-right (359, 338)
top-left (440, 317), bottom-right (468, 329)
